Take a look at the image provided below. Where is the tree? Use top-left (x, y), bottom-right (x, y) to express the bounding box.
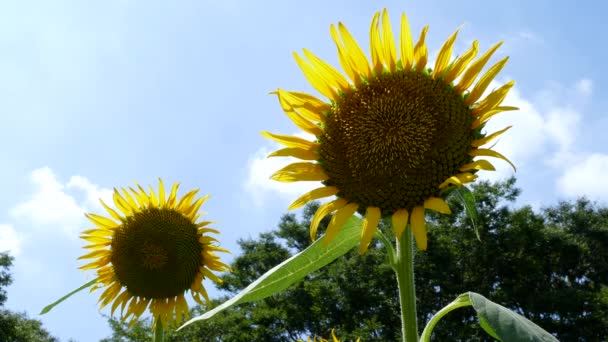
top-left (0, 252), bottom-right (14, 307)
top-left (0, 252), bottom-right (58, 342)
top-left (0, 310), bottom-right (59, 342)
top-left (104, 178), bottom-right (608, 341)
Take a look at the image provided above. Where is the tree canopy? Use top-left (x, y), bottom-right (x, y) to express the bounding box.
top-left (0, 252), bottom-right (58, 342)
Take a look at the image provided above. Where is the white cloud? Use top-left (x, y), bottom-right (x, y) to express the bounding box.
top-left (575, 78), bottom-right (593, 97)
top-left (0, 224), bottom-right (22, 256)
top-left (9, 167), bottom-right (112, 236)
top-left (480, 78), bottom-right (593, 182)
top-left (244, 132), bottom-right (322, 207)
top-left (557, 153), bottom-right (608, 201)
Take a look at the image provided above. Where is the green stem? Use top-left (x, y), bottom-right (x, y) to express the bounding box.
top-left (420, 294), bottom-right (471, 341)
top-left (153, 316), bottom-right (164, 342)
top-left (393, 228), bottom-right (419, 342)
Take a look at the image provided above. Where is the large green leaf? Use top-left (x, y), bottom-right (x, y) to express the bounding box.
top-left (178, 215), bottom-right (362, 330)
top-left (469, 292), bottom-right (559, 342)
top-left (421, 292), bottom-right (559, 342)
top-left (40, 278), bottom-right (98, 314)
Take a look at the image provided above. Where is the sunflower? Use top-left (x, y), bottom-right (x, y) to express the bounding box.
top-left (78, 179), bottom-right (230, 327)
top-left (263, 9), bottom-right (516, 254)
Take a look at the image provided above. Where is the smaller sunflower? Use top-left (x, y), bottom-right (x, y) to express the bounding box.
top-left (78, 179), bottom-right (230, 327)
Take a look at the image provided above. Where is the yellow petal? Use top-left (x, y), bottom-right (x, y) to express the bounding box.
top-left (438, 172), bottom-right (478, 189)
top-left (148, 184), bottom-right (159, 207)
top-left (112, 190), bottom-right (132, 216)
top-left (410, 206), bottom-right (427, 250)
top-left (381, 9), bottom-right (397, 72)
top-left (331, 329), bottom-right (340, 342)
top-left (288, 186), bottom-right (339, 210)
top-left (111, 290), bottom-right (131, 317)
top-left (330, 24), bottom-right (359, 84)
top-left (167, 182), bottom-right (180, 208)
top-left (471, 126), bottom-right (512, 147)
top-left (369, 11), bottom-right (384, 75)
top-left (120, 187), bottom-right (139, 210)
top-left (275, 89), bottom-right (330, 121)
top-left (399, 12), bottom-right (414, 70)
top-left (100, 200), bottom-right (122, 222)
top-left (444, 41), bottom-right (478, 84)
top-left (85, 213), bottom-right (118, 230)
top-left (293, 51), bottom-right (337, 100)
top-left (323, 203), bottom-right (358, 246)
top-left (456, 41), bottom-right (503, 92)
top-left (433, 29), bottom-right (459, 78)
top-left (310, 198), bottom-right (347, 240)
top-left (470, 148), bottom-right (516, 171)
top-left (81, 227), bottom-right (112, 236)
top-left (271, 162), bottom-right (329, 182)
top-left (424, 197), bottom-right (451, 214)
top-left (82, 242), bottom-right (111, 250)
top-left (261, 131), bottom-right (318, 150)
top-left (277, 93), bottom-right (324, 135)
top-left (268, 147), bottom-right (318, 161)
top-left (99, 281), bottom-right (122, 308)
top-left (413, 25), bottom-right (429, 72)
top-left (303, 48), bottom-right (349, 91)
top-left (473, 81), bottom-right (515, 116)
top-left (177, 189), bottom-right (199, 212)
top-left (79, 255), bottom-right (111, 270)
top-left (158, 178), bottom-right (166, 207)
top-left (184, 196), bottom-right (206, 219)
top-left (81, 235), bottom-right (112, 244)
top-left (472, 106), bottom-right (518, 128)
top-left (338, 22), bottom-right (372, 80)
top-left (177, 295), bottom-right (189, 323)
top-left (466, 56), bottom-right (509, 105)
top-left (391, 209), bottom-right (409, 238)
top-left (78, 249), bottom-right (109, 260)
top-left (359, 206), bottom-right (381, 255)
top-left (129, 186), bottom-right (148, 207)
top-left (459, 159), bottom-right (496, 171)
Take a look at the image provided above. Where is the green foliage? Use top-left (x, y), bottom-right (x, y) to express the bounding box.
top-left (0, 252), bottom-right (14, 307)
top-left (0, 252), bottom-right (58, 342)
top-left (0, 310), bottom-right (59, 342)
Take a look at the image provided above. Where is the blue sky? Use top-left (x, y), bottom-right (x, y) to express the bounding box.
top-left (0, 0), bottom-right (607, 341)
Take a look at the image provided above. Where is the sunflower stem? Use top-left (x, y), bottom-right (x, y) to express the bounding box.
top-left (153, 316), bottom-right (164, 342)
top-left (394, 227), bottom-right (419, 342)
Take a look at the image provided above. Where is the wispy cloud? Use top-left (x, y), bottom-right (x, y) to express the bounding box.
top-left (9, 167), bottom-right (112, 237)
top-left (0, 224), bottom-right (21, 256)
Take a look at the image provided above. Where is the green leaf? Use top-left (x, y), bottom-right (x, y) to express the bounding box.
top-left (469, 292), bottom-right (559, 342)
top-left (40, 278), bottom-right (98, 314)
top-left (454, 186), bottom-right (480, 240)
top-left (478, 314), bottom-right (501, 341)
top-left (178, 215), bottom-right (362, 331)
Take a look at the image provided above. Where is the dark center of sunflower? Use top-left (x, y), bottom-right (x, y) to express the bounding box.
top-left (111, 208), bottom-right (202, 299)
top-left (319, 70), bottom-right (475, 216)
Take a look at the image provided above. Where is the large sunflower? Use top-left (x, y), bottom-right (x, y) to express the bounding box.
top-left (78, 179), bottom-right (230, 327)
top-left (263, 9), bottom-right (516, 254)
